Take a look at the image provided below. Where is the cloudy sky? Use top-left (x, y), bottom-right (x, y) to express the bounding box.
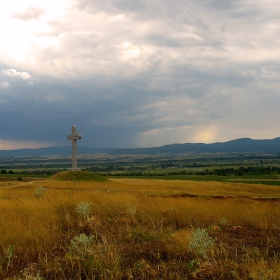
top-left (0, 0), bottom-right (280, 149)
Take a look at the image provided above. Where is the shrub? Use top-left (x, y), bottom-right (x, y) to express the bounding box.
top-left (34, 186), bottom-right (46, 199)
top-left (75, 202), bottom-right (91, 220)
top-left (70, 233), bottom-right (95, 257)
top-left (188, 228), bottom-right (215, 259)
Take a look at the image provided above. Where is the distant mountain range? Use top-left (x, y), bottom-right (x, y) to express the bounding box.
top-left (0, 147), bottom-right (112, 157)
top-left (0, 137), bottom-right (280, 157)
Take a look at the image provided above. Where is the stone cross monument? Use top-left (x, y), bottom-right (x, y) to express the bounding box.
top-left (67, 125), bottom-right (82, 170)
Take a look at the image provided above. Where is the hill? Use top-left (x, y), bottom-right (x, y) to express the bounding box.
top-left (110, 137), bottom-right (280, 155)
top-left (50, 171), bottom-right (108, 182)
top-left (0, 146), bottom-right (112, 157)
top-left (0, 137), bottom-right (280, 157)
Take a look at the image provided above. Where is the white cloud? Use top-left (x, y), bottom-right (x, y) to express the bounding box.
top-left (13, 7), bottom-right (45, 21)
top-left (0, 82), bottom-right (10, 88)
top-left (122, 42), bottom-right (131, 48)
top-left (2, 69), bottom-right (31, 80)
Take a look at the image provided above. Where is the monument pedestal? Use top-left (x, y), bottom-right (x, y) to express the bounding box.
top-left (68, 168), bottom-right (82, 171)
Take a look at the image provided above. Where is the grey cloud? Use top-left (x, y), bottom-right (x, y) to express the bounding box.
top-left (200, 0), bottom-right (245, 11)
top-left (74, 0), bottom-right (260, 27)
top-left (0, 82), bottom-right (140, 147)
top-left (1, 57), bottom-right (279, 148)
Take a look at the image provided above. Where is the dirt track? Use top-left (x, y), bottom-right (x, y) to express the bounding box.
top-left (0, 181), bottom-right (35, 189)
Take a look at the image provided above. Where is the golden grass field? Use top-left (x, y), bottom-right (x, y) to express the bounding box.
top-left (1, 172), bottom-right (280, 279)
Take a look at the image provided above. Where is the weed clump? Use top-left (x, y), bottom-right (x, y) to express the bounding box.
top-left (1, 245), bottom-right (15, 270)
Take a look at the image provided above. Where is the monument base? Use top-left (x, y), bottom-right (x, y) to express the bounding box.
top-left (68, 168), bottom-right (82, 171)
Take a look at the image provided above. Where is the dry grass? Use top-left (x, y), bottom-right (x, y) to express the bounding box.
top-left (29, 177), bottom-right (280, 198)
top-left (1, 177), bottom-right (280, 279)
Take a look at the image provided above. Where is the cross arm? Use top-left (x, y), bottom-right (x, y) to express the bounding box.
top-left (67, 134), bottom-right (82, 140)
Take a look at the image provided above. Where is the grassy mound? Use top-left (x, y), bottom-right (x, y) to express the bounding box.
top-left (50, 171), bottom-right (108, 182)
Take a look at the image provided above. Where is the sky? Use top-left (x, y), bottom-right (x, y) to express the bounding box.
top-left (0, 0), bottom-right (280, 149)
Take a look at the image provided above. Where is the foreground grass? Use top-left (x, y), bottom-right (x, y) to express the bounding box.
top-left (1, 178), bottom-right (280, 279)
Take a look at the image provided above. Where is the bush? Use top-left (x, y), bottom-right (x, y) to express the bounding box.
top-left (70, 233), bottom-right (95, 257)
top-left (75, 202), bottom-right (91, 220)
top-left (34, 186), bottom-right (46, 199)
top-left (188, 228), bottom-right (215, 259)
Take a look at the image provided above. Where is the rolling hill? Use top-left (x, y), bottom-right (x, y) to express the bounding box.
top-left (0, 137), bottom-right (280, 157)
